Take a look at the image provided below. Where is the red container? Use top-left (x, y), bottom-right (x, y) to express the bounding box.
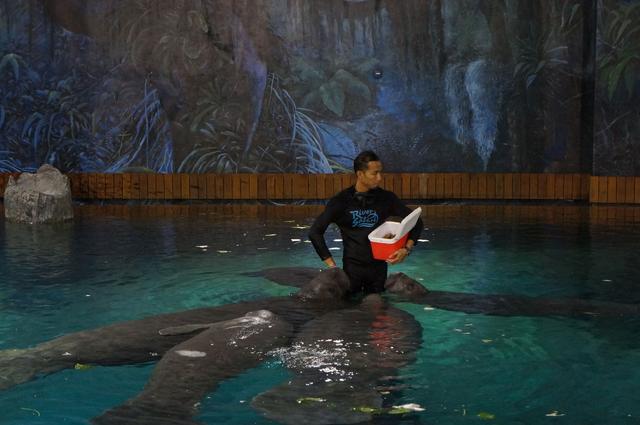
top-left (370, 233), bottom-right (409, 260)
top-left (368, 207), bottom-right (422, 261)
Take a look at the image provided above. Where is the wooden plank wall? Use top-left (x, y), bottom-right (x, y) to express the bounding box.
top-left (0, 173), bottom-right (638, 203)
top-left (589, 176), bottom-right (640, 204)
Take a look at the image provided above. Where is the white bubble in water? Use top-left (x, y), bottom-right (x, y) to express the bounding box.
top-left (175, 350), bottom-right (206, 358)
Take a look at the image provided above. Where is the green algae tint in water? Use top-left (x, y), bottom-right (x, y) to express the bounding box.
top-left (0, 205), bottom-right (639, 424)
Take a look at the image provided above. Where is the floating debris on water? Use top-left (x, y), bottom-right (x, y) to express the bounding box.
top-left (74, 363), bottom-right (93, 371)
top-left (477, 412), bottom-right (495, 420)
top-left (352, 406), bottom-right (382, 414)
top-left (392, 403), bottom-right (426, 413)
top-left (352, 403), bottom-right (425, 415)
top-left (20, 408), bottom-right (40, 417)
top-left (297, 397), bottom-right (326, 404)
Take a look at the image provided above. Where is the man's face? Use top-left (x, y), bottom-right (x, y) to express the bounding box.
top-left (357, 160), bottom-right (383, 190)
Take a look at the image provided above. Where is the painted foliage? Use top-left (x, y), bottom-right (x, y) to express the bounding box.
top-left (595, 0), bottom-right (640, 176)
top-left (0, 0), bottom-right (620, 175)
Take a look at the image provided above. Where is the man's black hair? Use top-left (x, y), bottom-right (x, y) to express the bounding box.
top-left (353, 150), bottom-right (380, 173)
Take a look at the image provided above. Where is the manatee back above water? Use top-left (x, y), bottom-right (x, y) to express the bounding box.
top-left (252, 295), bottom-right (423, 425)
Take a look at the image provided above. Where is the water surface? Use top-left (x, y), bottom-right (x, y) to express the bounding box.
top-left (1, 204), bottom-right (639, 424)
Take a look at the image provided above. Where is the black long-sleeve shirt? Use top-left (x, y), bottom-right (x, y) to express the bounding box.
top-left (308, 186), bottom-right (423, 265)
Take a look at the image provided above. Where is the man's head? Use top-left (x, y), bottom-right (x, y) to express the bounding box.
top-left (353, 150), bottom-right (382, 192)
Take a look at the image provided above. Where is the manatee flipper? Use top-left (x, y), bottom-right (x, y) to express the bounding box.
top-left (158, 323), bottom-right (216, 336)
top-left (92, 310), bottom-right (293, 425)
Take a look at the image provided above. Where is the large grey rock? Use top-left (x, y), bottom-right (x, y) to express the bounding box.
top-left (4, 165), bottom-right (73, 224)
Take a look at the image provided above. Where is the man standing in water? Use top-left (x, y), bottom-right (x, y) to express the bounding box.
top-left (308, 151), bottom-right (423, 294)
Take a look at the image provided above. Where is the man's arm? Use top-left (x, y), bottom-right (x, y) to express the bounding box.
top-left (308, 198), bottom-right (340, 268)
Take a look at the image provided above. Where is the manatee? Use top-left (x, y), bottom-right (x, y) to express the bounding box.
top-left (251, 294), bottom-right (423, 425)
top-left (0, 268), bottom-right (352, 391)
top-left (92, 310), bottom-right (293, 425)
top-left (385, 272), bottom-right (640, 318)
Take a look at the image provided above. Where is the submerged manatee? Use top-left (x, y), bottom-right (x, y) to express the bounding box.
top-left (0, 268), bottom-right (351, 391)
top-left (92, 310), bottom-right (293, 425)
top-left (252, 295), bottom-right (423, 425)
top-left (385, 272), bottom-right (640, 318)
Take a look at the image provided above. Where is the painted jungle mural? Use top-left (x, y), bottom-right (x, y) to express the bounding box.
top-left (595, 0), bottom-right (640, 176)
top-left (0, 1), bottom-right (637, 175)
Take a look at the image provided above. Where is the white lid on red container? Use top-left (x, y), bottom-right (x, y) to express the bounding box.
top-left (368, 207), bottom-right (422, 243)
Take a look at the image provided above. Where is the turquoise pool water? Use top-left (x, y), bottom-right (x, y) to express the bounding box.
top-left (1, 205), bottom-right (639, 424)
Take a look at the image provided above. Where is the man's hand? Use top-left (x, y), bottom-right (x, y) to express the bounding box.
top-left (387, 247), bottom-right (410, 265)
top-left (323, 257), bottom-right (337, 268)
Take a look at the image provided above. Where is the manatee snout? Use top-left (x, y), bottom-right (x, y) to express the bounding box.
top-left (384, 273), bottom-right (429, 297)
top-left (296, 267), bottom-right (351, 301)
